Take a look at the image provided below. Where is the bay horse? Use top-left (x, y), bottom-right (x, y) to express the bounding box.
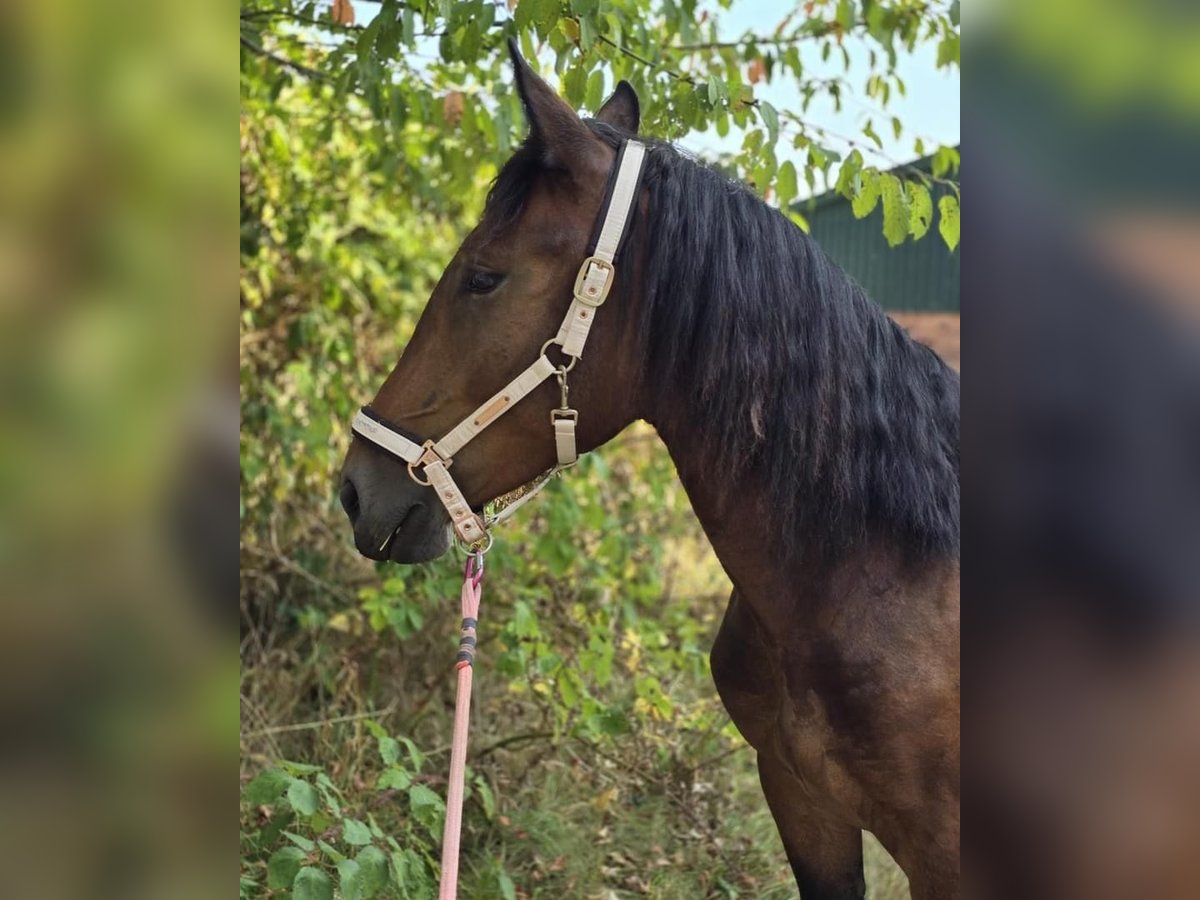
top-left (339, 43), bottom-right (960, 899)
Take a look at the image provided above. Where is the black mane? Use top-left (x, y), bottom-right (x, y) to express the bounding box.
top-left (488, 123), bottom-right (960, 562)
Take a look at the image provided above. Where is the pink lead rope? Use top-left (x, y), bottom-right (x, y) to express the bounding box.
top-left (437, 551), bottom-right (485, 900)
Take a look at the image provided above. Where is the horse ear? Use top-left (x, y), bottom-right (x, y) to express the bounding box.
top-left (507, 38), bottom-right (595, 169)
top-left (596, 81), bottom-right (640, 134)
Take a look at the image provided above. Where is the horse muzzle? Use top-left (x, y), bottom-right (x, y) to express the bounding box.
top-left (339, 440), bottom-right (453, 563)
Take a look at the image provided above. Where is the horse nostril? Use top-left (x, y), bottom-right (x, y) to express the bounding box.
top-left (339, 478), bottom-right (361, 523)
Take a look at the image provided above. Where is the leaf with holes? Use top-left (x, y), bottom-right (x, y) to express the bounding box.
top-left (938, 194), bottom-right (960, 250)
top-left (908, 182), bottom-right (933, 239)
top-left (850, 169), bottom-right (880, 218)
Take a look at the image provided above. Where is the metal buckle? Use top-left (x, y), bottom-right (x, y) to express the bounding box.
top-left (406, 440), bottom-right (448, 486)
top-left (551, 408), bottom-right (579, 422)
top-left (573, 256), bottom-right (615, 307)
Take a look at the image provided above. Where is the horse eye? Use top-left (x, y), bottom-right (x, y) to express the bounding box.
top-left (467, 271), bottom-right (503, 294)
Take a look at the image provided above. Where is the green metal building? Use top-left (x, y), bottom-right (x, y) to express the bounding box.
top-left (797, 150), bottom-right (960, 313)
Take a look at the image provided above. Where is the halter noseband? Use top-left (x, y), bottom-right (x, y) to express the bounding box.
top-left (351, 140), bottom-right (647, 547)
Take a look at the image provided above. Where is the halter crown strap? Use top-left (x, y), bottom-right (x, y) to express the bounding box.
top-left (351, 140), bottom-right (646, 543)
top-left (553, 141), bottom-right (645, 358)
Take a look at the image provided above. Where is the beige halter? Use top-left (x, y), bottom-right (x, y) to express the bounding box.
top-left (352, 140), bottom-right (647, 547)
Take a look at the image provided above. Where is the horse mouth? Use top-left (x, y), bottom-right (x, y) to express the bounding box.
top-left (376, 504), bottom-right (449, 563)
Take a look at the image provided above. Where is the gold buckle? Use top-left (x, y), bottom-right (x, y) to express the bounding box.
top-left (573, 256), bottom-right (614, 307)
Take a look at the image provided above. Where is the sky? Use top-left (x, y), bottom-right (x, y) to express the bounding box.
top-left (683, 0), bottom-right (960, 173)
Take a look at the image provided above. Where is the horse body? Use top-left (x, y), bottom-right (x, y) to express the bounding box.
top-left (655, 391), bottom-right (960, 900)
top-left (340, 42), bottom-right (960, 899)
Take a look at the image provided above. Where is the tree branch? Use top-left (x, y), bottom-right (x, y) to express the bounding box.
top-left (241, 34), bottom-right (330, 82)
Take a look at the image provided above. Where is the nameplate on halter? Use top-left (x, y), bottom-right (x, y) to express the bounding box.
top-left (473, 394), bottom-right (511, 428)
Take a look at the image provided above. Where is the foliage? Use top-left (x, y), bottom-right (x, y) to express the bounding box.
top-left (240, 1), bottom-right (948, 895)
top-left (239, 0), bottom-right (959, 249)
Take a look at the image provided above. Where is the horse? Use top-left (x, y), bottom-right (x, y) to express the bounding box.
top-left (339, 42), bottom-right (960, 900)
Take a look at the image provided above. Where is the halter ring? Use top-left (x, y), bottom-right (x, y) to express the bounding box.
top-left (540, 338), bottom-right (578, 373)
top-left (406, 440), bottom-right (448, 486)
top-left (455, 530), bottom-right (493, 557)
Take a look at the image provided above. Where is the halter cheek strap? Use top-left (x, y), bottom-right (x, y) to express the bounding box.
top-left (351, 140), bottom-right (647, 545)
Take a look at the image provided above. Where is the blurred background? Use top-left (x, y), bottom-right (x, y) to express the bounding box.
top-left (964, 1), bottom-right (1200, 898)
top-left (0, 0), bottom-right (233, 897)
top-left (0, 0), bottom-right (1196, 896)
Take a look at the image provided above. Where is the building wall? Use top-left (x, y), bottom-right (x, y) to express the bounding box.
top-left (799, 169), bottom-right (960, 313)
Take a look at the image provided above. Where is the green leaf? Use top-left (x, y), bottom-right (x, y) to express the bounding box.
top-left (474, 776), bottom-right (497, 820)
top-left (378, 736), bottom-right (400, 766)
top-left (834, 149), bottom-right (864, 199)
top-left (355, 846), bottom-right (389, 898)
top-left (879, 173), bottom-right (909, 246)
top-left (280, 761), bottom-right (322, 776)
top-left (514, 0), bottom-right (534, 31)
top-left (284, 832), bottom-right (316, 852)
top-left (932, 144), bottom-right (960, 178)
top-left (861, 119), bottom-right (883, 150)
top-left (287, 779), bottom-right (320, 817)
top-left (579, 15), bottom-right (597, 51)
top-left (337, 859), bottom-right (363, 900)
top-left (498, 871), bottom-right (517, 900)
top-left (531, 0), bottom-right (561, 35)
top-left (342, 818), bottom-right (374, 845)
top-left (836, 0), bottom-right (855, 30)
top-left (318, 840), bottom-right (345, 863)
top-left (585, 69), bottom-right (605, 112)
top-left (268, 847), bottom-right (306, 890)
top-left (409, 783), bottom-right (445, 832)
top-left (758, 101), bottom-right (779, 146)
top-left (707, 74), bottom-right (720, 105)
top-left (563, 64), bottom-right (586, 107)
top-left (391, 848), bottom-right (429, 892)
top-left (938, 194), bottom-right (960, 251)
top-left (292, 867), bottom-right (333, 900)
top-left (908, 182), bottom-right (933, 239)
top-left (936, 33), bottom-right (960, 68)
top-left (775, 161), bottom-right (798, 208)
top-left (850, 169), bottom-right (880, 218)
top-left (244, 768), bottom-right (289, 806)
top-left (377, 767), bottom-right (412, 791)
top-left (512, 601), bottom-right (539, 638)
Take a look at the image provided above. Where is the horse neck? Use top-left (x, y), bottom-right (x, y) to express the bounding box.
top-left (640, 313), bottom-right (957, 634)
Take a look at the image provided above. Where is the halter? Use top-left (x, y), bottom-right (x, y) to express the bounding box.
top-left (350, 140), bottom-right (647, 548)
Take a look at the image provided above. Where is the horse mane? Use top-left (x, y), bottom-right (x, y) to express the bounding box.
top-left (486, 122), bottom-right (960, 563)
